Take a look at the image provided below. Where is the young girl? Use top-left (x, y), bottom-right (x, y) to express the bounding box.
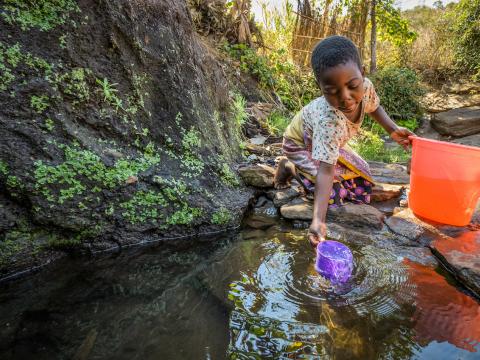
top-left (274, 35), bottom-right (413, 248)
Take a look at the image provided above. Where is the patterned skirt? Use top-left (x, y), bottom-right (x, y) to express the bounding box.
top-left (283, 136), bottom-right (374, 208)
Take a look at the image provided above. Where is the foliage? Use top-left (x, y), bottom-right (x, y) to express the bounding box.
top-left (364, 67), bottom-right (424, 134)
top-left (349, 130), bottom-right (410, 163)
top-left (180, 127), bottom-right (204, 177)
top-left (231, 92), bottom-right (248, 129)
top-left (219, 162), bottom-right (240, 187)
top-left (0, 42), bottom-right (52, 92)
top-left (451, 0), bottom-right (480, 79)
top-left (96, 77), bottom-right (123, 110)
top-left (1, 0), bottom-right (80, 31)
top-left (120, 190), bottom-right (167, 224)
top-left (44, 118), bottom-right (55, 131)
top-left (265, 110), bottom-right (290, 136)
top-left (211, 207), bottom-right (231, 225)
top-left (167, 206), bottom-right (203, 225)
top-left (34, 143), bottom-right (160, 203)
top-left (377, 1), bottom-right (418, 48)
top-left (222, 43), bottom-right (318, 111)
top-left (56, 68), bottom-right (91, 105)
top-left (30, 95), bottom-right (50, 113)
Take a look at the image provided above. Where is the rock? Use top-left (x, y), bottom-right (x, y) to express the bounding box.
top-left (126, 176), bottom-right (138, 184)
top-left (452, 133), bottom-right (480, 147)
top-left (371, 183), bottom-right (404, 202)
top-left (371, 198), bottom-right (400, 216)
top-left (430, 231), bottom-right (480, 296)
top-left (326, 223), bottom-right (373, 246)
top-left (247, 102), bottom-right (274, 122)
top-left (395, 246), bottom-right (438, 267)
top-left (238, 164), bottom-right (275, 188)
top-left (244, 214), bottom-right (277, 230)
top-left (249, 135), bottom-right (267, 145)
top-left (385, 208), bottom-right (444, 243)
top-left (280, 200), bottom-right (313, 220)
top-left (272, 187), bottom-right (301, 207)
top-left (327, 203), bottom-right (385, 231)
top-left (368, 161), bottom-right (410, 184)
top-left (422, 91), bottom-right (480, 113)
top-left (441, 82), bottom-right (480, 95)
top-left (254, 196), bottom-right (269, 208)
top-left (431, 106), bottom-right (480, 137)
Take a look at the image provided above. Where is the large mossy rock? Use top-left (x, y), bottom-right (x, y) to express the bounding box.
top-left (0, 0), bottom-right (253, 276)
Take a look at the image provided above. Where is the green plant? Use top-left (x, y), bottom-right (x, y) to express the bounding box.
top-left (265, 110), bottom-right (290, 136)
top-left (34, 143), bottom-right (161, 203)
top-left (219, 163), bottom-right (239, 187)
top-left (231, 92), bottom-right (248, 129)
top-left (30, 95), bottom-right (50, 113)
top-left (451, 0), bottom-right (480, 79)
top-left (349, 129), bottom-right (410, 163)
top-left (1, 0), bottom-right (81, 31)
top-left (44, 118), bottom-right (54, 131)
top-left (120, 190), bottom-right (167, 224)
top-left (0, 160), bottom-right (8, 176)
top-left (211, 208), bottom-right (231, 225)
top-left (167, 205), bottom-right (203, 225)
top-left (180, 127), bottom-right (204, 177)
top-left (96, 77), bottom-right (123, 110)
top-left (57, 68), bottom-right (91, 104)
top-left (365, 67), bottom-right (424, 134)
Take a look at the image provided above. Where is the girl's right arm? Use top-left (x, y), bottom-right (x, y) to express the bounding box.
top-left (308, 162), bottom-right (334, 248)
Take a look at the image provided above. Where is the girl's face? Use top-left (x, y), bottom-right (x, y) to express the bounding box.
top-left (317, 61), bottom-right (365, 115)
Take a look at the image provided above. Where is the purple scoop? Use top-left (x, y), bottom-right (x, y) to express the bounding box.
top-left (315, 240), bottom-right (353, 283)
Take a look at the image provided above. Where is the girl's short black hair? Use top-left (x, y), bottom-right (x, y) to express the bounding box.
top-left (311, 35), bottom-right (362, 82)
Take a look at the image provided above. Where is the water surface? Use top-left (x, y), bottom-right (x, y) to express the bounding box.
top-left (1, 225), bottom-right (479, 359)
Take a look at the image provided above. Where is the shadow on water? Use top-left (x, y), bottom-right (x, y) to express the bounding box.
top-left (0, 224), bottom-right (479, 359)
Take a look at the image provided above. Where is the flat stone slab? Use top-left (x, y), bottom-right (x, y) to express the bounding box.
top-left (430, 231), bottom-right (480, 296)
top-left (431, 106), bottom-right (480, 137)
top-left (280, 200), bottom-right (313, 220)
top-left (272, 187), bottom-right (301, 207)
top-left (422, 91), bottom-right (480, 113)
top-left (368, 161), bottom-right (410, 184)
top-left (385, 208), bottom-right (443, 243)
top-left (452, 133), bottom-right (480, 147)
top-left (327, 203), bottom-right (385, 231)
top-left (238, 164), bottom-right (275, 188)
top-left (371, 183), bottom-right (404, 202)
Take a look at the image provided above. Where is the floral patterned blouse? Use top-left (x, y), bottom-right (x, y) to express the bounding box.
top-left (284, 77), bottom-right (380, 165)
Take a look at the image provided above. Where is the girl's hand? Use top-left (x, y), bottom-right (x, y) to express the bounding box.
top-left (308, 221), bottom-right (327, 249)
top-left (390, 127), bottom-right (415, 150)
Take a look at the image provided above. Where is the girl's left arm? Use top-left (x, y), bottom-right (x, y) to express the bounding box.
top-left (369, 105), bottom-right (414, 149)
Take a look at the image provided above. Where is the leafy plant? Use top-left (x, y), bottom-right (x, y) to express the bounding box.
top-left (349, 129), bottom-right (410, 163)
top-left (30, 95), bottom-right (50, 113)
top-left (364, 67), bottom-right (424, 134)
top-left (96, 77), bottom-right (123, 110)
top-left (1, 0), bottom-right (81, 31)
top-left (212, 208), bottom-right (231, 225)
top-left (265, 110), bottom-right (290, 136)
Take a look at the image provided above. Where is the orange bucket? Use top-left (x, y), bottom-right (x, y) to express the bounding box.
top-left (409, 136), bottom-right (480, 226)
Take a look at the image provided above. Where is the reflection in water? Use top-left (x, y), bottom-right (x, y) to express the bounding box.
top-left (0, 228), bottom-right (479, 359)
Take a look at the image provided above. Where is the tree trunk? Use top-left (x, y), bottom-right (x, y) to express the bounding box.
top-left (370, 0), bottom-right (377, 73)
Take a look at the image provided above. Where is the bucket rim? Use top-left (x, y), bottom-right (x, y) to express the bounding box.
top-left (409, 135), bottom-right (480, 153)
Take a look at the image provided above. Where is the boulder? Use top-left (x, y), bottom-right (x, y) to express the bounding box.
top-left (371, 183), bottom-right (404, 202)
top-left (327, 203), bottom-right (385, 231)
top-left (452, 133), bottom-right (480, 147)
top-left (280, 200), bottom-right (313, 220)
top-left (430, 231), bottom-right (480, 296)
top-left (431, 106), bottom-right (480, 137)
top-left (238, 164), bottom-right (275, 188)
top-left (368, 161), bottom-right (410, 184)
top-left (272, 187), bottom-right (301, 207)
top-left (385, 208), bottom-right (446, 244)
top-left (422, 91), bottom-right (480, 113)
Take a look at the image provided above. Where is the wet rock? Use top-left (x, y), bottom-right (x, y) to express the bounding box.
top-left (326, 223), bottom-right (373, 246)
top-left (249, 135), bottom-right (267, 145)
top-left (430, 231), bottom-right (480, 296)
top-left (395, 246), bottom-right (438, 267)
top-left (385, 208), bottom-right (444, 244)
top-left (272, 187), bottom-right (301, 207)
top-left (452, 133), bottom-right (480, 147)
top-left (327, 203), bottom-right (385, 231)
top-left (280, 200), bottom-right (313, 220)
top-left (431, 106), bottom-right (480, 137)
top-left (371, 183), bottom-right (404, 202)
top-left (254, 196), bottom-right (269, 208)
top-left (238, 164), bottom-right (275, 188)
top-left (368, 161), bottom-right (410, 184)
top-left (244, 214), bottom-right (277, 230)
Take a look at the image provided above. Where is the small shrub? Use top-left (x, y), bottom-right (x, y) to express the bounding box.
top-left (265, 111), bottom-right (290, 136)
top-left (365, 67), bottom-right (424, 133)
top-left (349, 130), bottom-right (410, 163)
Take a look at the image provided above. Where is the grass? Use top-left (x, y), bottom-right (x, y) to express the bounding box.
top-left (349, 130), bottom-right (411, 163)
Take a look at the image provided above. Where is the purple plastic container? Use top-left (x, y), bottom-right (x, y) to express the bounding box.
top-left (315, 240), bottom-right (353, 283)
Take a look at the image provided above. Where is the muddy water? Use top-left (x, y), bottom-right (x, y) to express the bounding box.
top-left (0, 225), bottom-right (479, 359)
